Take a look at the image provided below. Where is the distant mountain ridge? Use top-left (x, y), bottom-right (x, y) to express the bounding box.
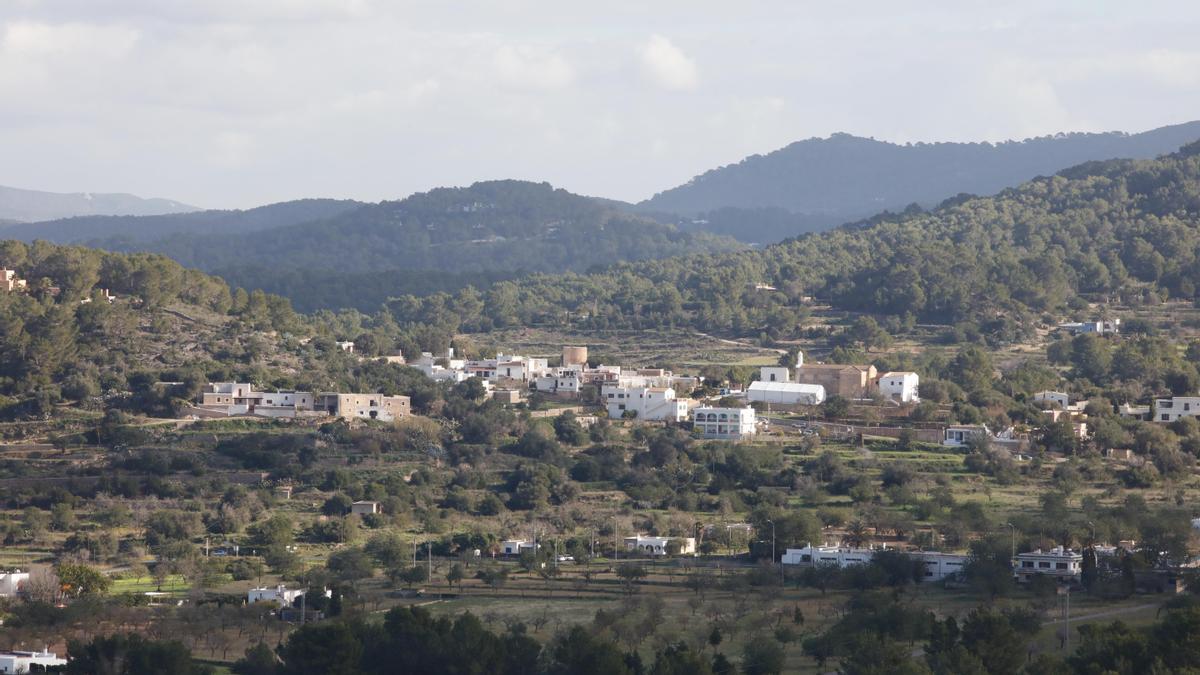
top-left (3, 198), bottom-right (366, 245)
top-left (4, 180), bottom-right (740, 312)
top-left (638, 121), bottom-right (1200, 242)
top-left (0, 184), bottom-right (198, 222)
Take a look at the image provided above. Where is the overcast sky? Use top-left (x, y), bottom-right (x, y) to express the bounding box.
top-left (2, 1), bottom-right (1199, 209)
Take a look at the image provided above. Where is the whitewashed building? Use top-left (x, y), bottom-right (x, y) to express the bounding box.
top-left (917, 552), bottom-right (969, 581)
top-left (532, 373), bottom-right (582, 396)
top-left (1012, 546), bottom-right (1083, 582)
top-left (943, 424), bottom-right (990, 446)
top-left (0, 649), bottom-right (67, 673)
top-left (693, 407), bottom-right (757, 439)
top-left (623, 535), bottom-right (696, 556)
top-left (877, 372), bottom-right (920, 403)
top-left (500, 540), bottom-right (538, 555)
top-left (603, 385), bottom-right (689, 421)
top-left (1060, 319), bottom-right (1120, 335)
top-left (350, 501), bottom-right (380, 515)
top-left (746, 381), bottom-right (825, 406)
top-left (781, 545), bottom-right (967, 581)
top-left (781, 544), bottom-right (873, 568)
top-left (1032, 391), bottom-right (1070, 410)
top-left (0, 570), bottom-right (29, 597)
top-left (248, 584), bottom-right (305, 607)
top-left (759, 366), bottom-right (792, 384)
top-left (1154, 396), bottom-right (1200, 423)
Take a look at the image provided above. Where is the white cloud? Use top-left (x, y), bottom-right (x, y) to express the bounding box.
top-left (1, 20), bottom-right (139, 58)
top-left (639, 34), bottom-right (698, 91)
top-left (1, 2), bottom-right (1199, 208)
top-left (493, 45), bottom-right (575, 90)
top-left (207, 131), bottom-right (255, 168)
top-left (1136, 49), bottom-right (1200, 87)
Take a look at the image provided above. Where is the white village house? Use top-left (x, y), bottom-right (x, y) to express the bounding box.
top-left (624, 534), bottom-right (697, 556)
top-left (500, 540), bottom-right (538, 556)
top-left (0, 570), bottom-right (29, 598)
top-left (1012, 546), bottom-right (1083, 583)
top-left (602, 384), bottom-right (689, 422)
top-left (248, 584), bottom-right (306, 607)
top-left (0, 649), bottom-right (67, 674)
top-left (781, 544), bottom-right (967, 581)
top-left (1154, 396), bottom-right (1200, 423)
top-left (877, 371), bottom-right (920, 403)
top-left (692, 407), bottom-right (757, 439)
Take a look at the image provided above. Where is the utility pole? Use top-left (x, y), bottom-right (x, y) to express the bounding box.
top-left (1005, 523), bottom-right (1016, 561)
top-left (1066, 586), bottom-right (1071, 653)
top-left (612, 517), bottom-right (619, 560)
top-left (766, 518), bottom-right (776, 569)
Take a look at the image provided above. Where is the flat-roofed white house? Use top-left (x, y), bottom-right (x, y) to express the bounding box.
top-left (500, 540), bottom-right (538, 555)
top-left (1012, 546), bottom-right (1083, 582)
top-left (1154, 396), bottom-right (1200, 423)
top-left (0, 570), bottom-right (29, 597)
top-left (336, 340), bottom-right (356, 353)
top-left (693, 407), bottom-right (757, 439)
top-left (943, 424), bottom-right (990, 446)
top-left (877, 372), bottom-right (920, 403)
top-left (350, 501), bottom-right (380, 515)
top-left (759, 366), bottom-right (791, 383)
top-left (0, 649), bottom-right (67, 673)
top-left (1119, 403), bottom-right (1152, 421)
top-left (781, 545), bottom-right (967, 581)
top-left (602, 385), bottom-right (689, 421)
top-left (746, 381), bottom-right (825, 406)
top-left (1061, 319), bottom-right (1120, 335)
top-left (248, 584), bottom-right (305, 607)
top-left (532, 373), bottom-right (582, 396)
top-left (781, 544), bottom-right (873, 568)
top-left (623, 535), bottom-right (696, 556)
top-left (917, 552), bottom-right (969, 581)
top-left (1032, 391), bottom-right (1070, 410)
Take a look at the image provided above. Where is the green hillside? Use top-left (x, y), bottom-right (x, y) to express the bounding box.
top-left (383, 141), bottom-right (1200, 343)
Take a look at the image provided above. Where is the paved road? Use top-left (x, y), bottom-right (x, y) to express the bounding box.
top-left (1043, 601), bottom-right (1162, 626)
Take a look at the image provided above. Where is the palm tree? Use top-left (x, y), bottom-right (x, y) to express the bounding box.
top-left (844, 520), bottom-right (871, 548)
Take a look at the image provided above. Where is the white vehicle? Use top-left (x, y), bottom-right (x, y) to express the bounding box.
top-left (556, 555), bottom-right (575, 563)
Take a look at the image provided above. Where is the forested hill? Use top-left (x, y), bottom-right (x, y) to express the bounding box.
top-left (2, 198), bottom-right (364, 246)
top-left (0, 184), bottom-right (197, 222)
top-left (638, 121), bottom-right (1200, 242)
top-left (40, 180), bottom-right (737, 312)
top-left (382, 141), bottom-right (1200, 343)
top-left (0, 240), bottom-right (305, 418)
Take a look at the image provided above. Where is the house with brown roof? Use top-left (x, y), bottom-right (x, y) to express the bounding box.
top-left (794, 363), bottom-right (878, 398)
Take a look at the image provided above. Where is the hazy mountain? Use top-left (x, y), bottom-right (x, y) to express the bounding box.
top-left (12, 180), bottom-right (739, 312)
top-left (4, 199), bottom-right (366, 246)
top-left (386, 140), bottom-right (1200, 340)
top-left (0, 184), bottom-right (199, 222)
top-left (639, 121), bottom-right (1200, 242)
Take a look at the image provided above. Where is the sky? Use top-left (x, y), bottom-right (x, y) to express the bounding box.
top-left (1, 0), bottom-right (1199, 209)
